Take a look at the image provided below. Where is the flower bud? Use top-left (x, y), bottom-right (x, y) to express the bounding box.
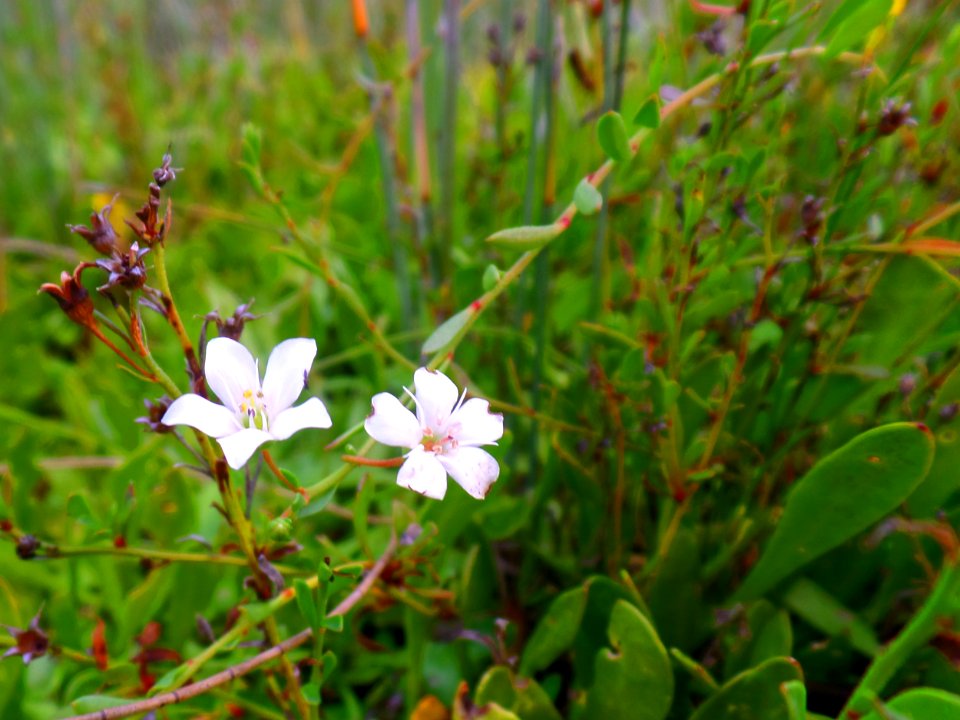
top-left (15, 535), bottom-right (39, 560)
top-left (68, 198), bottom-right (119, 256)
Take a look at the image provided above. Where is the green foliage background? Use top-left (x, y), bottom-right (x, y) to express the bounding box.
top-left (2, 1), bottom-right (960, 718)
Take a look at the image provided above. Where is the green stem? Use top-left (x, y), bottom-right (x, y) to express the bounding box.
top-left (840, 555), bottom-right (960, 717)
top-left (41, 542), bottom-right (307, 575)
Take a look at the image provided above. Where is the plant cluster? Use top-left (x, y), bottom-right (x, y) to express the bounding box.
top-left (2, 1), bottom-right (960, 719)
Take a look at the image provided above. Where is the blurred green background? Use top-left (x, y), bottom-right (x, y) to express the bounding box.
top-left (2, 1), bottom-right (960, 718)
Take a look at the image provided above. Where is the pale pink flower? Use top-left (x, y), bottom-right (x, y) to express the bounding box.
top-left (162, 338), bottom-right (332, 469)
top-left (365, 368), bottom-right (504, 500)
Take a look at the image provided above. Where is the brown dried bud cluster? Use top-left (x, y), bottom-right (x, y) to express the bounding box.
top-left (67, 197), bottom-right (120, 255)
top-left (38, 264), bottom-right (97, 329)
top-left (799, 195), bottom-right (825, 246)
top-left (128, 153), bottom-right (178, 246)
top-left (136, 396), bottom-right (175, 434)
top-left (96, 241), bottom-right (150, 293)
top-left (3, 608), bottom-right (48, 665)
top-left (41, 153), bottom-right (180, 333)
top-left (877, 100), bottom-right (917, 137)
top-left (15, 534), bottom-right (40, 560)
top-left (206, 301), bottom-right (258, 342)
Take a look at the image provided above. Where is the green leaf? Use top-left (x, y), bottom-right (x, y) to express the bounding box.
top-left (573, 178), bottom-right (603, 216)
top-left (855, 256), bottom-right (958, 367)
top-left (295, 579), bottom-right (318, 631)
top-left (633, 96), bottom-right (661, 129)
top-left (322, 614), bottom-right (344, 632)
top-left (597, 111), bottom-right (632, 161)
top-left (422, 306), bottom-right (472, 354)
top-left (66, 493), bottom-right (96, 526)
top-left (909, 361), bottom-right (960, 515)
top-left (241, 601), bottom-right (276, 624)
top-left (240, 122), bottom-right (262, 166)
top-left (824, 0), bottom-right (893, 58)
top-left (582, 601), bottom-right (673, 720)
top-left (647, 529), bottom-right (706, 652)
top-left (690, 657), bottom-right (803, 720)
top-left (482, 264), bottom-right (502, 292)
top-left (519, 583), bottom-right (590, 676)
top-left (475, 666), bottom-right (561, 720)
top-left (736, 423), bottom-right (935, 600)
top-left (486, 224), bottom-right (563, 250)
top-left (725, 601), bottom-right (793, 679)
top-left (781, 680), bottom-right (807, 720)
top-left (297, 488), bottom-right (336, 518)
top-left (147, 664), bottom-right (195, 696)
top-left (861, 688), bottom-right (960, 720)
top-left (781, 578), bottom-right (880, 657)
top-left (301, 682), bottom-right (321, 706)
top-left (670, 647), bottom-right (719, 692)
top-left (573, 575), bottom-right (645, 683)
top-left (71, 695), bottom-right (130, 712)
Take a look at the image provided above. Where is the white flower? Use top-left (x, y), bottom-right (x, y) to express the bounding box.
top-left (364, 367), bottom-right (504, 500)
top-left (162, 337), bottom-right (332, 469)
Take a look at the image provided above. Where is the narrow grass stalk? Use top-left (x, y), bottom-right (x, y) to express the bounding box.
top-left (529, 0), bottom-right (557, 482)
top-left (590, 0), bottom-right (617, 319)
top-left (357, 39), bottom-right (413, 344)
top-left (406, 0), bottom-right (437, 294)
top-left (437, 0), bottom-right (461, 282)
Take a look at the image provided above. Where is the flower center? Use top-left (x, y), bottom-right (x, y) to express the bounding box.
top-left (421, 429), bottom-right (457, 455)
top-left (239, 389), bottom-right (268, 431)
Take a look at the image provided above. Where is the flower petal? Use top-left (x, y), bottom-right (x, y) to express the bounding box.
top-left (365, 392), bottom-right (422, 448)
top-left (205, 338), bottom-right (260, 412)
top-left (262, 338), bottom-right (317, 414)
top-left (270, 397), bottom-right (332, 441)
top-left (447, 398), bottom-right (504, 447)
top-left (438, 446), bottom-right (500, 500)
top-left (216, 428), bottom-right (273, 470)
top-left (413, 367), bottom-right (460, 431)
top-left (161, 394), bottom-right (242, 437)
top-left (397, 447), bottom-right (447, 500)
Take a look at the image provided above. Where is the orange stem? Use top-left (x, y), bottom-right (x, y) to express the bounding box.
top-left (261, 449), bottom-right (306, 498)
top-left (342, 454), bottom-right (405, 468)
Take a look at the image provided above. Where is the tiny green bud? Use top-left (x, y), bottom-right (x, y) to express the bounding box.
top-left (482, 264), bottom-right (502, 292)
top-left (268, 516), bottom-right (293, 541)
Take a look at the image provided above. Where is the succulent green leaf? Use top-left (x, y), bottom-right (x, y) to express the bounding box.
top-left (582, 601), bottom-right (673, 720)
top-left (736, 423), bottom-right (935, 600)
top-left (422, 306), bottom-right (472, 354)
top-left (519, 582), bottom-right (589, 676)
top-left (690, 657), bottom-right (803, 720)
top-left (573, 178), bottom-right (603, 216)
top-left (633, 96), bottom-right (661, 129)
top-left (486, 224), bottom-right (564, 250)
top-left (861, 688), bottom-right (960, 720)
top-left (475, 666), bottom-right (561, 720)
top-left (71, 695), bottom-right (130, 712)
top-left (597, 111), bottom-right (632, 161)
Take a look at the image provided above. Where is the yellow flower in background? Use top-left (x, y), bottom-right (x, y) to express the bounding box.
top-left (91, 192), bottom-right (131, 237)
